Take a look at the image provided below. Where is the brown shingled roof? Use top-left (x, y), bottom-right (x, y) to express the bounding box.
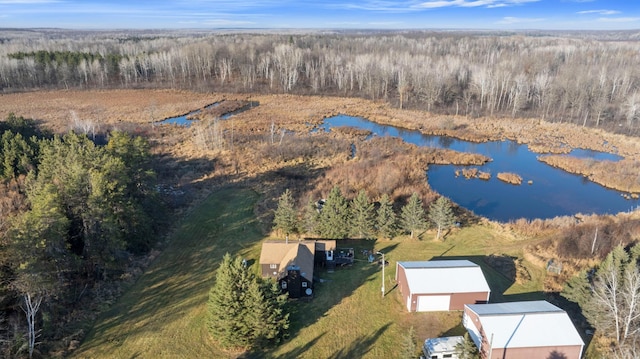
top-left (259, 241), bottom-right (316, 281)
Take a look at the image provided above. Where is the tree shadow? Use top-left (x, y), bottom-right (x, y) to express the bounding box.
top-left (440, 322), bottom-right (467, 337)
top-left (547, 350), bottom-right (568, 359)
top-left (243, 333), bottom-right (326, 359)
top-left (327, 323), bottom-right (391, 359)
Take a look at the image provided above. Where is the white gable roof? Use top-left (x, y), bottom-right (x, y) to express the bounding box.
top-left (398, 260), bottom-right (490, 294)
top-left (466, 301), bottom-right (584, 349)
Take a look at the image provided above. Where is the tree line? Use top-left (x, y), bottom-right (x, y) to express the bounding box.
top-left (273, 187), bottom-right (456, 241)
top-left (0, 114), bottom-right (163, 357)
top-left (1, 30), bottom-right (640, 132)
top-left (563, 243), bottom-right (640, 358)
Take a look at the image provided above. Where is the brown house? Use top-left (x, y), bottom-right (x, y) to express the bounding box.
top-left (259, 240), bottom-right (336, 299)
top-left (463, 301), bottom-right (584, 359)
top-left (395, 260), bottom-right (491, 312)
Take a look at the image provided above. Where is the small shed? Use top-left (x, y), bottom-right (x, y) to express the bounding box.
top-left (463, 301), bottom-right (584, 359)
top-left (422, 336), bottom-right (463, 359)
top-left (395, 260), bottom-right (491, 312)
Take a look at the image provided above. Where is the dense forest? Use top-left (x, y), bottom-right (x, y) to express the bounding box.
top-left (1, 28), bottom-right (640, 357)
top-left (0, 113), bottom-right (163, 357)
top-left (1, 29), bottom-right (640, 133)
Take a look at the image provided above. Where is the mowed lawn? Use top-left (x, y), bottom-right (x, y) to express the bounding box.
top-left (72, 187), bottom-right (264, 358)
top-left (73, 188), bottom-right (546, 358)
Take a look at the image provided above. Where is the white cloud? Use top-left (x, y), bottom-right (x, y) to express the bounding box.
top-left (416, 0), bottom-right (538, 8)
top-left (202, 19), bottom-right (255, 25)
top-left (0, 0), bottom-right (60, 3)
top-left (578, 9), bottom-right (621, 15)
top-left (497, 16), bottom-right (544, 24)
top-left (337, 0), bottom-right (538, 12)
top-left (597, 17), bottom-right (640, 23)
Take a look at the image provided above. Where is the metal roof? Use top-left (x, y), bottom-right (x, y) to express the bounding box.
top-left (466, 300), bottom-right (563, 316)
top-left (399, 260), bottom-right (491, 294)
top-left (466, 301), bottom-right (584, 349)
top-left (398, 259), bottom-right (479, 269)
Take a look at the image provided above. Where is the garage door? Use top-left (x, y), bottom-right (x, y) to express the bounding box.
top-left (417, 295), bottom-right (451, 311)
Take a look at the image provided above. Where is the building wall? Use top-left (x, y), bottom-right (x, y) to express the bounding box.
top-left (406, 292), bottom-right (488, 312)
top-left (449, 292), bottom-right (489, 310)
top-left (261, 263), bottom-right (280, 279)
top-left (396, 264), bottom-right (411, 311)
top-left (398, 265), bottom-right (489, 312)
top-left (488, 345), bottom-right (583, 359)
top-left (463, 307), bottom-right (584, 359)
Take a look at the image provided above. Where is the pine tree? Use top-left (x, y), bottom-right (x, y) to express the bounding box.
top-left (318, 186), bottom-right (351, 239)
top-left (399, 325), bottom-right (418, 359)
top-left (562, 244), bottom-right (640, 349)
top-left (350, 189), bottom-right (375, 239)
top-left (302, 196), bottom-right (320, 236)
top-left (273, 189), bottom-right (299, 241)
top-left (428, 196), bottom-right (456, 240)
top-left (208, 253), bottom-right (289, 350)
top-left (376, 194), bottom-right (397, 239)
top-left (247, 279), bottom-right (289, 348)
top-left (400, 192), bottom-right (427, 238)
top-left (455, 333), bottom-right (480, 359)
top-left (208, 253), bottom-right (255, 349)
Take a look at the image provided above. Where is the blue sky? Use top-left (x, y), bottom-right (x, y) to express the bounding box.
top-left (0, 0), bottom-right (638, 30)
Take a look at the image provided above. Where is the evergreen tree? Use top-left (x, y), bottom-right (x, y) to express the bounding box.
top-left (247, 279), bottom-right (289, 348)
top-left (400, 192), bottom-right (427, 238)
top-left (208, 253), bottom-right (289, 350)
top-left (376, 194), bottom-right (397, 239)
top-left (350, 189), bottom-right (375, 239)
top-left (318, 186), bottom-right (351, 239)
top-left (428, 196), bottom-right (456, 240)
top-left (399, 325), bottom-right (418, 359)
top-left (208, 253), bottom-right (255, 349)
top-left (8, 183), bottom-right (70, 358)
top-left (302, 196), bottom-right (320, 236)
top-left (563, 244), bottom-right (640, 350)
top-left (455, 333), bottom-right (480, 359)
top-left (0, 131), bottom-right (38, 180)
top-left (273, 189), bottom-right (298, 241)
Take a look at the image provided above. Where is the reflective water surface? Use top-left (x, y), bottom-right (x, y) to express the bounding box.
top-left (320, 115), bottom-right (636, 222)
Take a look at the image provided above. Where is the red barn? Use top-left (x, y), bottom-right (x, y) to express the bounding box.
top-left (463, 301), bottom-right (584, 359)
top-left (395, 260), bottom-right (490, 312)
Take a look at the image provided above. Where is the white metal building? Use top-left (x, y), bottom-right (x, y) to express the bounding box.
top-left (396, 260), bottom-right (491, 312)
top-left (463, 301), bottom-right (584, 359)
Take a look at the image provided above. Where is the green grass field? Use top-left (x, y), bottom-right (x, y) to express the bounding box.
top-left (72, 188), bottom-right (546, 358)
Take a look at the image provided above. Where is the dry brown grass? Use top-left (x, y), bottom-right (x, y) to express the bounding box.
top-left (4, 89), bottom-right (639, 358)
top-left (497, 172), bottom-right (523, 185)
top-left (456, 167), bottom-right (491, 180)
top-left (539, 155), bottom-right (640, 194)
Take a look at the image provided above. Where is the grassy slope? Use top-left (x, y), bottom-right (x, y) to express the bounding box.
top-left (72, 187), bottom-right (263, 358)
top-left (262, 226), bottom-right (545, 359)
top-left (73, 189), bottom-right (546, 358)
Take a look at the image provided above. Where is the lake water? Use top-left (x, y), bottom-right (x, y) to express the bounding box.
top-left (320, 115), bottom-right (636, 222)
top-left (155, 101), bottom-right (259, 127)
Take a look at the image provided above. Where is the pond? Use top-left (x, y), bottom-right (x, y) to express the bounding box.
top-left (320, 115), bottom-right (637, 222)
top-left (155, 101), bottom-right (259, 127)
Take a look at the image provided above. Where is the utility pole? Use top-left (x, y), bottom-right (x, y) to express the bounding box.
top-left (377, 251), bottom-right (385, 298)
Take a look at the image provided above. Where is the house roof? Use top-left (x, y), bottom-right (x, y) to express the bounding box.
top-left (466, 301), bottom-right (584, 349)
top-left (259, 241), bottom-right (316, 281)
top-left (398, 260), bottom-right (490, 294)
top-left (423, 336), bottom-right (464, 354)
